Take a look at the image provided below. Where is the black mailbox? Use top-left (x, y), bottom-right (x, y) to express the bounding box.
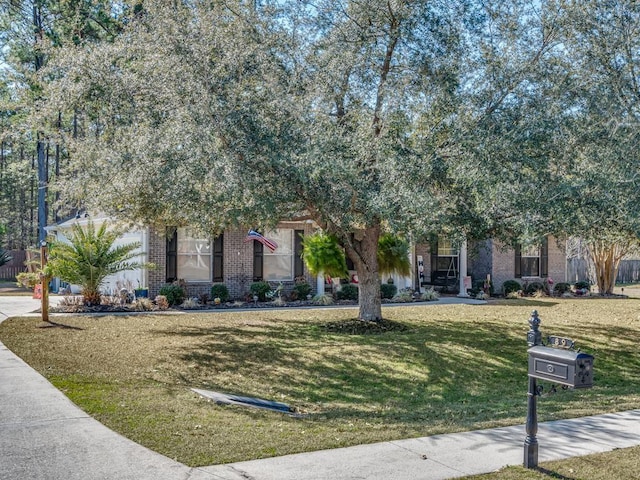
top-left (528, 346), bottom-right (594, 389)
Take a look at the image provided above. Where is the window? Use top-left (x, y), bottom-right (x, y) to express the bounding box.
top-left (177, 228), bottom-right (211, 282)
top-left (515, 237), bottom-right (548, 278)
top-left (253, 229), bottom-right (304, 281)
top-left (263, 229), bottom-right (294, 281)
top-left (520, 245), bottom-right (540, 277)
top-left (431, 236), bottom-right (458, 277)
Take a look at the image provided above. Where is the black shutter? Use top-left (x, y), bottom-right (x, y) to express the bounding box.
top-left (540, 236), bottom-right (548, 278)
top-left (213, 234), bottom-right (224, 282)
top-left (430, 236), bottom-right (438, 276)
top-left (514, 245), bottom-right (522, 278)
top-left (253, 240), bottom-right (263, 281)
top-left (166, 228), bottom-right (178, 282)
top-left (294, 230), bottom-right (304, 278)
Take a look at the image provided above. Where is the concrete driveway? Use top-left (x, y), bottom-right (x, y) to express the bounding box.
top-left (0, 295), bottom-right (62, 323)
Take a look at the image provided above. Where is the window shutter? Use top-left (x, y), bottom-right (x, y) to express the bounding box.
top-left (294, 230), bottom-right (304, 278)
top-left (514, 245), bottom-right (522, 278)
top-left (213, 234), bottom-right (224, 282)
top-left (540, 237), bottom-right (549, 278)
top-left (253, 240), bottom-right (263, 281)
top-left (166, 228), bottom-right (178, 282)
top-left (430, 236), bottom-right (438, 275)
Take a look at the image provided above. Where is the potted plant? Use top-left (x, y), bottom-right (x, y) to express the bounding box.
top-left (134, 281), bottom-right (149, 298)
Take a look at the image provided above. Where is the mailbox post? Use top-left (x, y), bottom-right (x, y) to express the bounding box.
top-left (524, 310), bottom-right (542, 468)
top-left (524, 310), bottom-right (594, 469)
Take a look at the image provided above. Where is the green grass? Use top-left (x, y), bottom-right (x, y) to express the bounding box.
top-left (461, 445), bottom-right (640, 479)
top-left (1, 298), bottom-right (640, 467)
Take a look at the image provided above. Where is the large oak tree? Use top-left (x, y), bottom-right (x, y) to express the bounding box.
top-left (44, 0), bottom-right (559, 320)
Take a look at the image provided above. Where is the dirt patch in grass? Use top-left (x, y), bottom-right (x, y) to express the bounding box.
top-left (322, 318), bottom-right (409, 334)
top-left (1, 298), bottom-right (640, 466)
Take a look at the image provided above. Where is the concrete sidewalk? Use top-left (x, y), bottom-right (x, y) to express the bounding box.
top-left (1, 296), bottom-right (639, 479)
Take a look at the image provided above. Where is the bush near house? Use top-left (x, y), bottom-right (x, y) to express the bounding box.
top-left (574, 281), bottom-right (591, 291)
top-left (553, 282), bottom-right (572, 295)
top-left (337, 283), bottom-right (358, 300)
top-left (250, 281), bottom-right (272, 301)
top-left (292, 282), bottom-right (312, 300)
top-left (158, 284), bottom-right (185, 306)
top-left (502, 280), bottom-right (522, 296)
top-left (210, 284), bottom-right (230, 303)
top-left (524, 281), bottom-right (545, 296)
top-left (380, 283), bottom-right (397, 299)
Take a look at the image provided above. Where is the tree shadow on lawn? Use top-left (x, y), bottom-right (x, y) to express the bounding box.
top-left (148, 318), bottom-right (549, 425)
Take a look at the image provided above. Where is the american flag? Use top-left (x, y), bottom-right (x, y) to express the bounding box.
top-left (244, 230), bottom-right (278, 252)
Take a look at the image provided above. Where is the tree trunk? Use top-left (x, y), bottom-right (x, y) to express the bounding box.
top-left (589, 241), bottom-right (625, 295)
top-left (344, 222), bottom-right (382, 322)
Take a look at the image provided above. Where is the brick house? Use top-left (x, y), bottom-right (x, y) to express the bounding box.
top-left (148, 220), bottom-right (318, 299)
top-left (415, 235), bottom-right (567, 295)
top-left (48, 215), bottom-right (567, 299)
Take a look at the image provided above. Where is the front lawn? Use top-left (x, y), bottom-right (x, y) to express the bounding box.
top-left (1, 298), bottom-right (639, 467)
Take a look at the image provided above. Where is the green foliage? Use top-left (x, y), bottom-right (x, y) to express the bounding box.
top-left (421, 288), bottom-right (440, 301)
top-left (574, 281), bottom-right (591, 291)
top-left (380, 283), bottom-right (397, 299)
top-left (16, 271), bottom-right (39, 289)
top-left (337, 284), bottom-right (359, 301)
top-left (377, 235), bottom-right (410, 277)
top-left (158, 284), bottom-right (185, 306)
top-left (392, 288), bottom-right (414, 302)
top-left (312, 294), bottom-right (334, 305)
top-left (48, 221), bottom-right (146, 305)
top-left (0, 248), bottom-right (11, 267)
top-left (553, 282), bottom-right (572, 295)
top-left (502, 280), bottom-right (522, 296)
top-left (210, 284), bottom-right (229, 303)
top-left (250, 281), bottom-right (272, 302)
top-left (293, 282), bottom-right (312, 300)
top-left (301, 233), bottom-right (348, 278)
top-left (525, 281), bottom-right (545, 295)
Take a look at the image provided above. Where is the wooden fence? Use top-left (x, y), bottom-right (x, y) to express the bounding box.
top-left (566, 258), bottom-right (640, 285)
top-left (0, 250), bottom-right (27, 281)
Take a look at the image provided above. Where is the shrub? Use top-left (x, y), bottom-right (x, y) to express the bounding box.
top-left (250, 281), bottom-right (272, 301)
top-left (380, 283), bottom-right (397, 299)
top-left (293, 282), bottom-right (312, 300)
top-left (553, 282), bottom-right (572, 295)
top-left (421, 288), bottom-right (440, 301)
top-left (155, 295), bottom-right (169, 310)
top-left (132, 297), bottom-right (154, 311)
top-left (525, 281), bottom-right (545, 296)
top-left (502, 280), bottom-right (522, 296)
top-left (16, 271), bottom-right (40, 290)
top-left (312, 294), bottom-right (334, 305)
top-left (159, 284), bottom-right (185, 306)
top-left (180, 297), bottom-right (200, 309)
top-left (210, 284), bottom-right (230, 303)
top-left (337, 283), bottom-right (359, 300)
top-left (574, 281), bottom-right (591, 291)
top-left (392, 288), bottom-right (414, 302)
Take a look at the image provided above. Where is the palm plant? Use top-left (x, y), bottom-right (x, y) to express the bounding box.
top-left (48, 221), bottom-right (148, 305)
top-left (0, 248), bottom-right (11, 268)
top-left (377, 234), bottom-right (410, 279)
top-left (301, 232), bottom-right (348, 278)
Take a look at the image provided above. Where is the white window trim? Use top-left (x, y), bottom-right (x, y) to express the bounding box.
top-left (177, 228), bottom-right (212, 283)
top-left (263, 229), bottom-right (294, 281)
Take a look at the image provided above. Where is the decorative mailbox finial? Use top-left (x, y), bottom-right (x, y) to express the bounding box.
top-left (527, 310), bottom-right (542, 347)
